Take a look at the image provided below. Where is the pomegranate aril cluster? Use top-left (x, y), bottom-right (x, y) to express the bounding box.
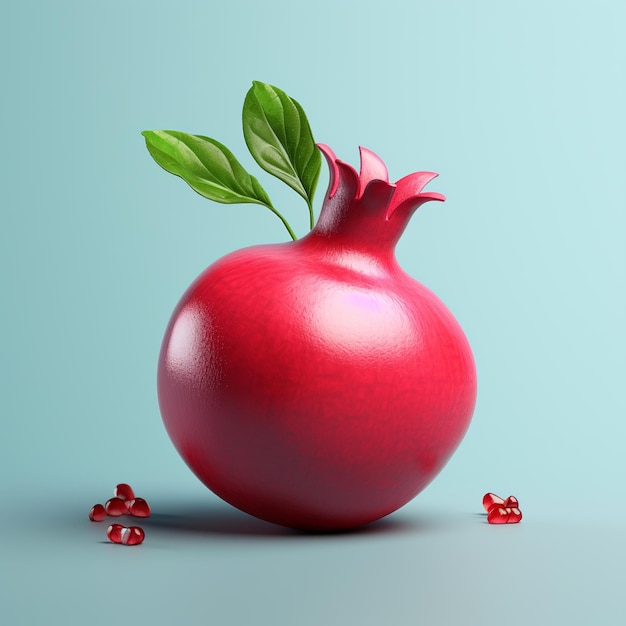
top-left (483, 492), bottom-right (522, 525)
top-left (89, 483), bottom-right (150, 545)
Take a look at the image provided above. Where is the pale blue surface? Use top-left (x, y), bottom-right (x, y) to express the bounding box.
top-left (1, 1), bottom-right (625, 624)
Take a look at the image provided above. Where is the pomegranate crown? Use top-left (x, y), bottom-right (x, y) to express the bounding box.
top-left (317, 143), bottom-right (445, 220)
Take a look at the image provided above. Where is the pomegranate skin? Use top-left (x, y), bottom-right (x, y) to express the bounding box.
top-left (157, 145), bottom-right (477, 530)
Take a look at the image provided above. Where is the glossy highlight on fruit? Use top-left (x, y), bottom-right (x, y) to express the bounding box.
top-left (157, 144), bottom-right (477, 530)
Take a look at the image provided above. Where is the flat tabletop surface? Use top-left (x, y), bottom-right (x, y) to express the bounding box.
top-left (3, 480), bottom-right (623, 626)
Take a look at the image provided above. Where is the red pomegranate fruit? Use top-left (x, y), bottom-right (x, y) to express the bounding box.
top-left (157, 143), bottom-right (477, 530)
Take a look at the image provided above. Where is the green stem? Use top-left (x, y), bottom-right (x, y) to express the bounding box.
top-left (266, 202), bottom-right (297, 240)
top-left (307, 198), bottom-right (315, 231)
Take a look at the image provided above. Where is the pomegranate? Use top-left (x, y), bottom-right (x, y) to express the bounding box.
top-left (157, 144), bottom-right (477, 530)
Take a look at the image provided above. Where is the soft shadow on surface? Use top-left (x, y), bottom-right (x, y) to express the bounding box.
top-left (138, 499), bottom-right (439, 539)
top-left (40, 491), bottom-right (455, 541)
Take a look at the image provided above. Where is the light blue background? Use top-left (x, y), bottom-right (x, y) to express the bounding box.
top-left (1, 1), bottom-right (625, 624)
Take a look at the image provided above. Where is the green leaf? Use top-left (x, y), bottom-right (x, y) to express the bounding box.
top-left (242, 81), bottom-right (321, 211)
top-left (141, 130), bottom-right (274, 208)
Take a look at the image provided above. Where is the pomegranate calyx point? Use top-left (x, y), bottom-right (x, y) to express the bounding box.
top-left (317, 143), bottom-right (445, 217)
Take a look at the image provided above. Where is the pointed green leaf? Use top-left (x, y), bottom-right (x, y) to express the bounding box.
top-left (242, 81), bottom-right (321, 208)
top-left (142, 130), bottom-right (273, 208)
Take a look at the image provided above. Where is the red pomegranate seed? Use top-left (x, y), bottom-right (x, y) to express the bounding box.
top-left (503, 495), bottom-right (519, 508)
top-left (106, 523), bottom-right (125, 543)
top-left (482, 492), bottom-right (505, 512)
top-left (487, 507), bottom-right (523, 524)
top-left (114, 483), bottom-right (135, 501)
top-left (487, 507), bottom-right (511, 524)
top-left (127, 497), bottom-right (151, 518)
top-left (89, 504), bottom-right (107, 522)
top-left (120, 526), bottom-right (145, 545)
top-left (107, 524), bottom-right (145, 545)
top-left (105, 497), bottom-right (128, 516)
